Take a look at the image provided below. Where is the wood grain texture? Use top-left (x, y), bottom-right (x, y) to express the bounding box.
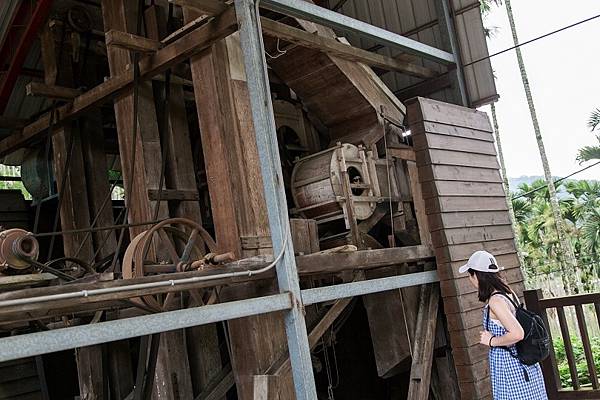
top-left (266, 15), bottom-right (405, 146)
top-left (183, 7), bottom-right (287, 399)
top-left (101, 1), bottom-right (192, 398)
top-left (0, 9), bottom-right (237, 158)
top-left (407, 97), bottom-right (524, 400)
top-left (40, 25), bottom-right (106, 400)
top-left (147, 4), bottom-right (223, 397)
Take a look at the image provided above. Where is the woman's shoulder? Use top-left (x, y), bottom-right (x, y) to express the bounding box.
top-left (488, 291), bottom-right (516, 310)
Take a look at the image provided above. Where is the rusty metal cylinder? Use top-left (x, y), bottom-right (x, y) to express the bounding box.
top-left (0, 228), bottom-right (39, 270)
top-left (291, 143), bottom-right (377, 221)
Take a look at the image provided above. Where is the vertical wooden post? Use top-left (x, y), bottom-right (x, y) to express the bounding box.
top-left (253, 375), bottom-right (280, 400)
top-left (184, 8), bottom-right (293, 399)
top-left (40, 22), bottom-right (106, 400)
top-left (523, 289), bottom-right (559, 400)
top-left (407, 284), bottom-right (440, 400)
top-left (100, 1), bottom-right (192, 398)
top-left (144, 4), bottom-right (224, 396)
top-left (406, 161), bottom-right (432, 247)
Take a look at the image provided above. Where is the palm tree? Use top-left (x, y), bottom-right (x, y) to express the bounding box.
top-left (576, 108), bottom-right (600, 163)
top-left (490, 104), bottom-right (527, 269)
top-left (504, 0), bottom-right (578, 292)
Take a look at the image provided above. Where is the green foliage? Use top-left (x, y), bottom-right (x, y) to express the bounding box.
top-left (588, 108), bottom-right (600, 131)
top-left (512, 179), bottom-right (600, 290)
top-left (480, 0), bottom-right (502, 38)
top-left (577, 108), bottom-right (600, 163)
top-left (553, 335), bottom-right (600, 388)
top-left (0, 165), bottom-right (31, 200)
top-left (480, 0), bottom-right (502, 17)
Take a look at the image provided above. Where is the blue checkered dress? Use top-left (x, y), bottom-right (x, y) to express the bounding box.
top-left (484, 301), bottom-right (548, 400)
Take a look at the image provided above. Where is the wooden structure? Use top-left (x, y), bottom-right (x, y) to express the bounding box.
top-left (407, 97), bottom-right (525, 398)
top-left (0, 1), bottom-right (531, 400)
top-left (524, 290), bottom-right (600, 400)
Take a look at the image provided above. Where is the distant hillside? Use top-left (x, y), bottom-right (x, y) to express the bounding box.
top-left (508, 176), bottom-right (598, 196)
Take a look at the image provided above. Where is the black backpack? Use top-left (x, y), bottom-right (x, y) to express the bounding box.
top-left (486, 292), bottom-right (550, 366)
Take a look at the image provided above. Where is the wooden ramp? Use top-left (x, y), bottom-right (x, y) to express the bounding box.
top-left (267, 19), bottom-right (406, 146)
top-left (407, 97), bottom-right (525, 400)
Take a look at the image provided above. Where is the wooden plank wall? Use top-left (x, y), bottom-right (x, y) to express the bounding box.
top-left (267, 13), bottom-right (406, 147)
top-left (406, 97), bottom-right (525, 400)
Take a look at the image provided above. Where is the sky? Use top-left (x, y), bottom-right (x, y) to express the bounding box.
top-left (477, 0), bottom-right (600, 180)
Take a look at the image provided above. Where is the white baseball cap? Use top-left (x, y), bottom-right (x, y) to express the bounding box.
top-left (458, 250), bottom-right (501, 274)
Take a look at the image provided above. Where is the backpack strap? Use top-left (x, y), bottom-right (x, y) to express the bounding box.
top-left (488, 292), bottom-right (525, 365)
top-left (491, 291), bottom-right (521, 310)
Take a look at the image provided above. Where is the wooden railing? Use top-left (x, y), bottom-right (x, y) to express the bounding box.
top-left (524, 289), bottom-right (600, 400)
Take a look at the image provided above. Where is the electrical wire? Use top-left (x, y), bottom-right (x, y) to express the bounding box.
top-left (463, 13), bottom-right (600, 69)
top-left (511, 161), bottom-right (600, 200)
top-left (0, 229), bottom-right (289, 309)
top-left (31, 219), bottom-right (167, 238)
top-left (393, 12), bottom-right (600, 98)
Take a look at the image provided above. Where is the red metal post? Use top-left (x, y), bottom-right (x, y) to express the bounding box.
top-left (0, 0), bottom-right (54, 114)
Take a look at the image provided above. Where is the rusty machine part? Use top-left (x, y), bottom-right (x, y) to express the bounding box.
top-left (41, 257), bottom-right (95, 280)
top-left (0, 228), bottom-right (39, 270)
top-left (291, 143), bottom-right (381, 223)
top-left (122, 218), bottom-right (220, 311)
top-left (190, 252), bottom-right (236, 270)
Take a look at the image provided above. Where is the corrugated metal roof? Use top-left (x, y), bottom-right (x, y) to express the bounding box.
top-left (0, 0), bottom-right (49, 142)
top-left (332, 0), bottom-right (497, 107)
top-left (0, 1), bottom-right (19, 44)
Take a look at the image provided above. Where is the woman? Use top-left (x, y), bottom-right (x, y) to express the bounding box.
top-left (459, 250), bottom-right (547, 400)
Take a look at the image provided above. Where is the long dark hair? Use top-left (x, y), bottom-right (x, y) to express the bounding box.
top-left (468, 269), bottom-right (511, 302)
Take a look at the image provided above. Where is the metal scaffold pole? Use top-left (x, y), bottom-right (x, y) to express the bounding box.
top-left (233, 0), bottom-right (318, 398)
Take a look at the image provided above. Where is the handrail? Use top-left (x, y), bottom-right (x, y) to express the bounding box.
top-left (524, 289), bottom-right (600, 400)
top-left (538, 293), bottom-right (600, 309)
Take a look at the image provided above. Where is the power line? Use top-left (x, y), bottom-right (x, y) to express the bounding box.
top-left (464, 13), bottom-right (600, 68)
top-left (393, 13), bottom-right (600, 97)
top-left (511, 160), bottom-right (600, 200)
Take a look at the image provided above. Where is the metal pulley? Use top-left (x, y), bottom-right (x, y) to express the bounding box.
top-left (122, 218), bottom-right (222, 311)
top-left (0, 228), bottom-right (40, 270)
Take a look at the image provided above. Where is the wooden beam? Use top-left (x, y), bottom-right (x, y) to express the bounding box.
top-left (169, 0), bottom-right (227, 15)
top-left (0, 273), bottom-right (56, 289)
top-left (295, 244), bottom-right (434, 274)
top-left (261, 17), bottom-right (436, 79)
top-left (101, 1), bottom-right (192, 397)
top-left (198, 295), bottom-right (355, 398)
top-left (196, 364), bottom-right (235, 400)
top-left (0, 8), bottom-right (237, 158)
top-left (148, 189), bottom-right (200, 201)
top-left (270, 295), bottom-right (354, 376)
top-left (388, 146), bottom-right (416, 162)
top-left (252, 375), bottom-right (279, 400)
top-left (25, 81), bottom-right (81, 100)
top-left (407, 284), bottom-right (440, 400)
top-left (162, 15), bottom-right (210, 45)
top-left (145, 4), bottom-right (224, 396)
top-left (395, 73), bottom-right (451, 101)
top-left (105, 29), bottom-right (161, 53)
top-left (40, 29), bottom-right (105, 399)
top-left (407, 161), bottom-right (433, 247)
top-left (0, 116), bottom-right (27, 129)
top-left (0, 246), bottom-right (433, 323)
